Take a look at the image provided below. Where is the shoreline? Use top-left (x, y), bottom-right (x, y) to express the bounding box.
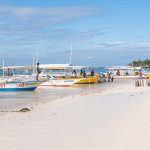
top-left (0, 79), bottom-right (120, 112)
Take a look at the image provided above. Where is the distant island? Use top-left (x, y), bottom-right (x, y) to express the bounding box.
top-left (128, 59), bottom-right (150, 68)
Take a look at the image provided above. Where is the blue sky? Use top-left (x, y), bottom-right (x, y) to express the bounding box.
top-left (0, 0), bottom-right (150, 66)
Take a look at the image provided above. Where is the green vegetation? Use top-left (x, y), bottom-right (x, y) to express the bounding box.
top-left (128, 59), bottom-right (150, 68)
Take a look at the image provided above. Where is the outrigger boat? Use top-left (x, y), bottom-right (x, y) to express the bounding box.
top-left (107, 66), bottom-right (149, 79)
top-left (75, 76), bottom-right (98, 84)
top-left (37, 64), bottom-right (99, 87)
top-left (0, 80), bottom-right (41, 92)
top-left (0, 66), bottom-right (42, 92)
top-left (39, 77), bottom-right (80, 87)
top-left (39, 75), bottom-right (98, 87)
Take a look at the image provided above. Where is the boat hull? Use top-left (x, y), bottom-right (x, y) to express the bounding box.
top-left (75, 77), bottom-right (98, 84)
top-left (0, 81), bottom-right (41, 92)
top-left (113, 75), bottom-right (146, 80)
top-left (39, 76), bottom-right (98, 87)
top-left (39, 78), bottom-right (80, 87)
top-left (0, 87), bottom-right (36, 92)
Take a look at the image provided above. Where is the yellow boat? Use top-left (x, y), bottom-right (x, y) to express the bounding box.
top-left (37, 64), bottom-right (101, 85)
top-left (75, 76), bottom-right (99, 84)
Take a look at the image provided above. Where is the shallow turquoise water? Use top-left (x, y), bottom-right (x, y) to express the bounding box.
top-left (0, 66), bottom-right (140, 112)
top-left (0, 79), bottom-right (132, 112)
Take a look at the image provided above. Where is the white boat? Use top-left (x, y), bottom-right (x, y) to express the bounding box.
top-left (107, 66), bottom-right (149, 79)
top-left (0, 79), bottom-right (42, 92)
top-left (0, 65), bottom-right (43, 91)
top-left (39, 77), bottom-right (80, 87)
top-left (37, 64), bottom-right (98, 87)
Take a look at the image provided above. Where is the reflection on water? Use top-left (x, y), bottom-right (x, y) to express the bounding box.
top-left (0, 91), bottom-right (37, 111)
top-left (0, 80), bottom-right (133, 111)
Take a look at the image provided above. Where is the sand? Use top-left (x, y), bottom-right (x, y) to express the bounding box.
top-left (0, 81), bottom-right (150, 150)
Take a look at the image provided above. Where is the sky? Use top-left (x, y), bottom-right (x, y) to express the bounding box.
top-left (0, 0), bottom-right (150, 66)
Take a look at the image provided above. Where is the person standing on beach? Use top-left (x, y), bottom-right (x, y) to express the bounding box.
top-left (7, 68), bottom-right (10, 77)
top-left (116, 69), bottom-right (120, 75)
top-left (138, 69), bottom-right (144, 86)
top-left (110, 73), bottom-right (114, 82)
top-left (36, 63), bottom-right (41, 80)
top-left (107, 72), bottom-right (111, 82)
top-left (138, 70), bottom-right (142, 78)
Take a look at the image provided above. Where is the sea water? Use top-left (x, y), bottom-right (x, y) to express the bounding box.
top-left (0, 67), bottom-right (140, 112)
top-left (0, 80), bottom-right (131, 112)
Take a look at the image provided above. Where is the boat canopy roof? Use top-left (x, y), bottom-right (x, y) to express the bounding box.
top-left (67, 65), bottom-right (89, 70)
top-left (0, 66), bottom-right (32, 70)
top-left (39, 64), bottom-right (70, 70)
top-left (0, 64), bottom-right (89, 71)
top-left (39, 64), bottom-right (88, 70)
top-left (108, 66), bottom-right (142, 70)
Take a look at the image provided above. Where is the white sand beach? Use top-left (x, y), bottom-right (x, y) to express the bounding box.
top-left (0, 81), bottom-right (150, 150)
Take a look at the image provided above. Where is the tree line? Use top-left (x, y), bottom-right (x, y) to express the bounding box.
top-left (128, 59), bottom-right (150, 68)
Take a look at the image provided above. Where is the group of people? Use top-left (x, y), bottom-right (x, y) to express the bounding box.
top-left (80, 69), bottom-right (87, 77)
top-left (36, 65), bottom-right (96, 80)
top-left (106, 72), bottom-right (114, 82)
top-left (8, 63), bottom-right (114, 83)
top-left (7, 68), bottom-right (13, 77)
top-left (80, 69), bottom-right (95, 78)
top-left (73, 69), bottom-right (86, 78)
top-left (6, 63), bottom-right (41, 80)
top-left (36, 64), bottom-right (96, 81)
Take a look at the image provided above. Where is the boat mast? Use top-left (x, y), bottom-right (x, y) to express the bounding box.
top-left (2, 59), bottom-right (4, 78)
top-left (36, 51), bottom-right (39, 65)
top-left (32, 56), bottom-right (35, 74)
top-left (69, 41), bottom-right (73, 65)
top-left (32, 51), bottom-right (39, 75)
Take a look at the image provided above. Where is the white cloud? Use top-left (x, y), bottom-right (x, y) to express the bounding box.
top-left (95, 41), bottom-right (150, 49)
top-left (100, 41), bottom-right (128, 47)
top-left (0, 6), bottom-right (35, 17)
top-left (0, 5), bottom-right (100, 23)
top-left (87, 56), bottom-right (93, 59)
top-left (0, 5), bottom-right (102, 50)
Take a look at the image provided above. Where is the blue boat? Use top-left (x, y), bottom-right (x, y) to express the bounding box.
top-left (0, 80), bottom-right (41, 92)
